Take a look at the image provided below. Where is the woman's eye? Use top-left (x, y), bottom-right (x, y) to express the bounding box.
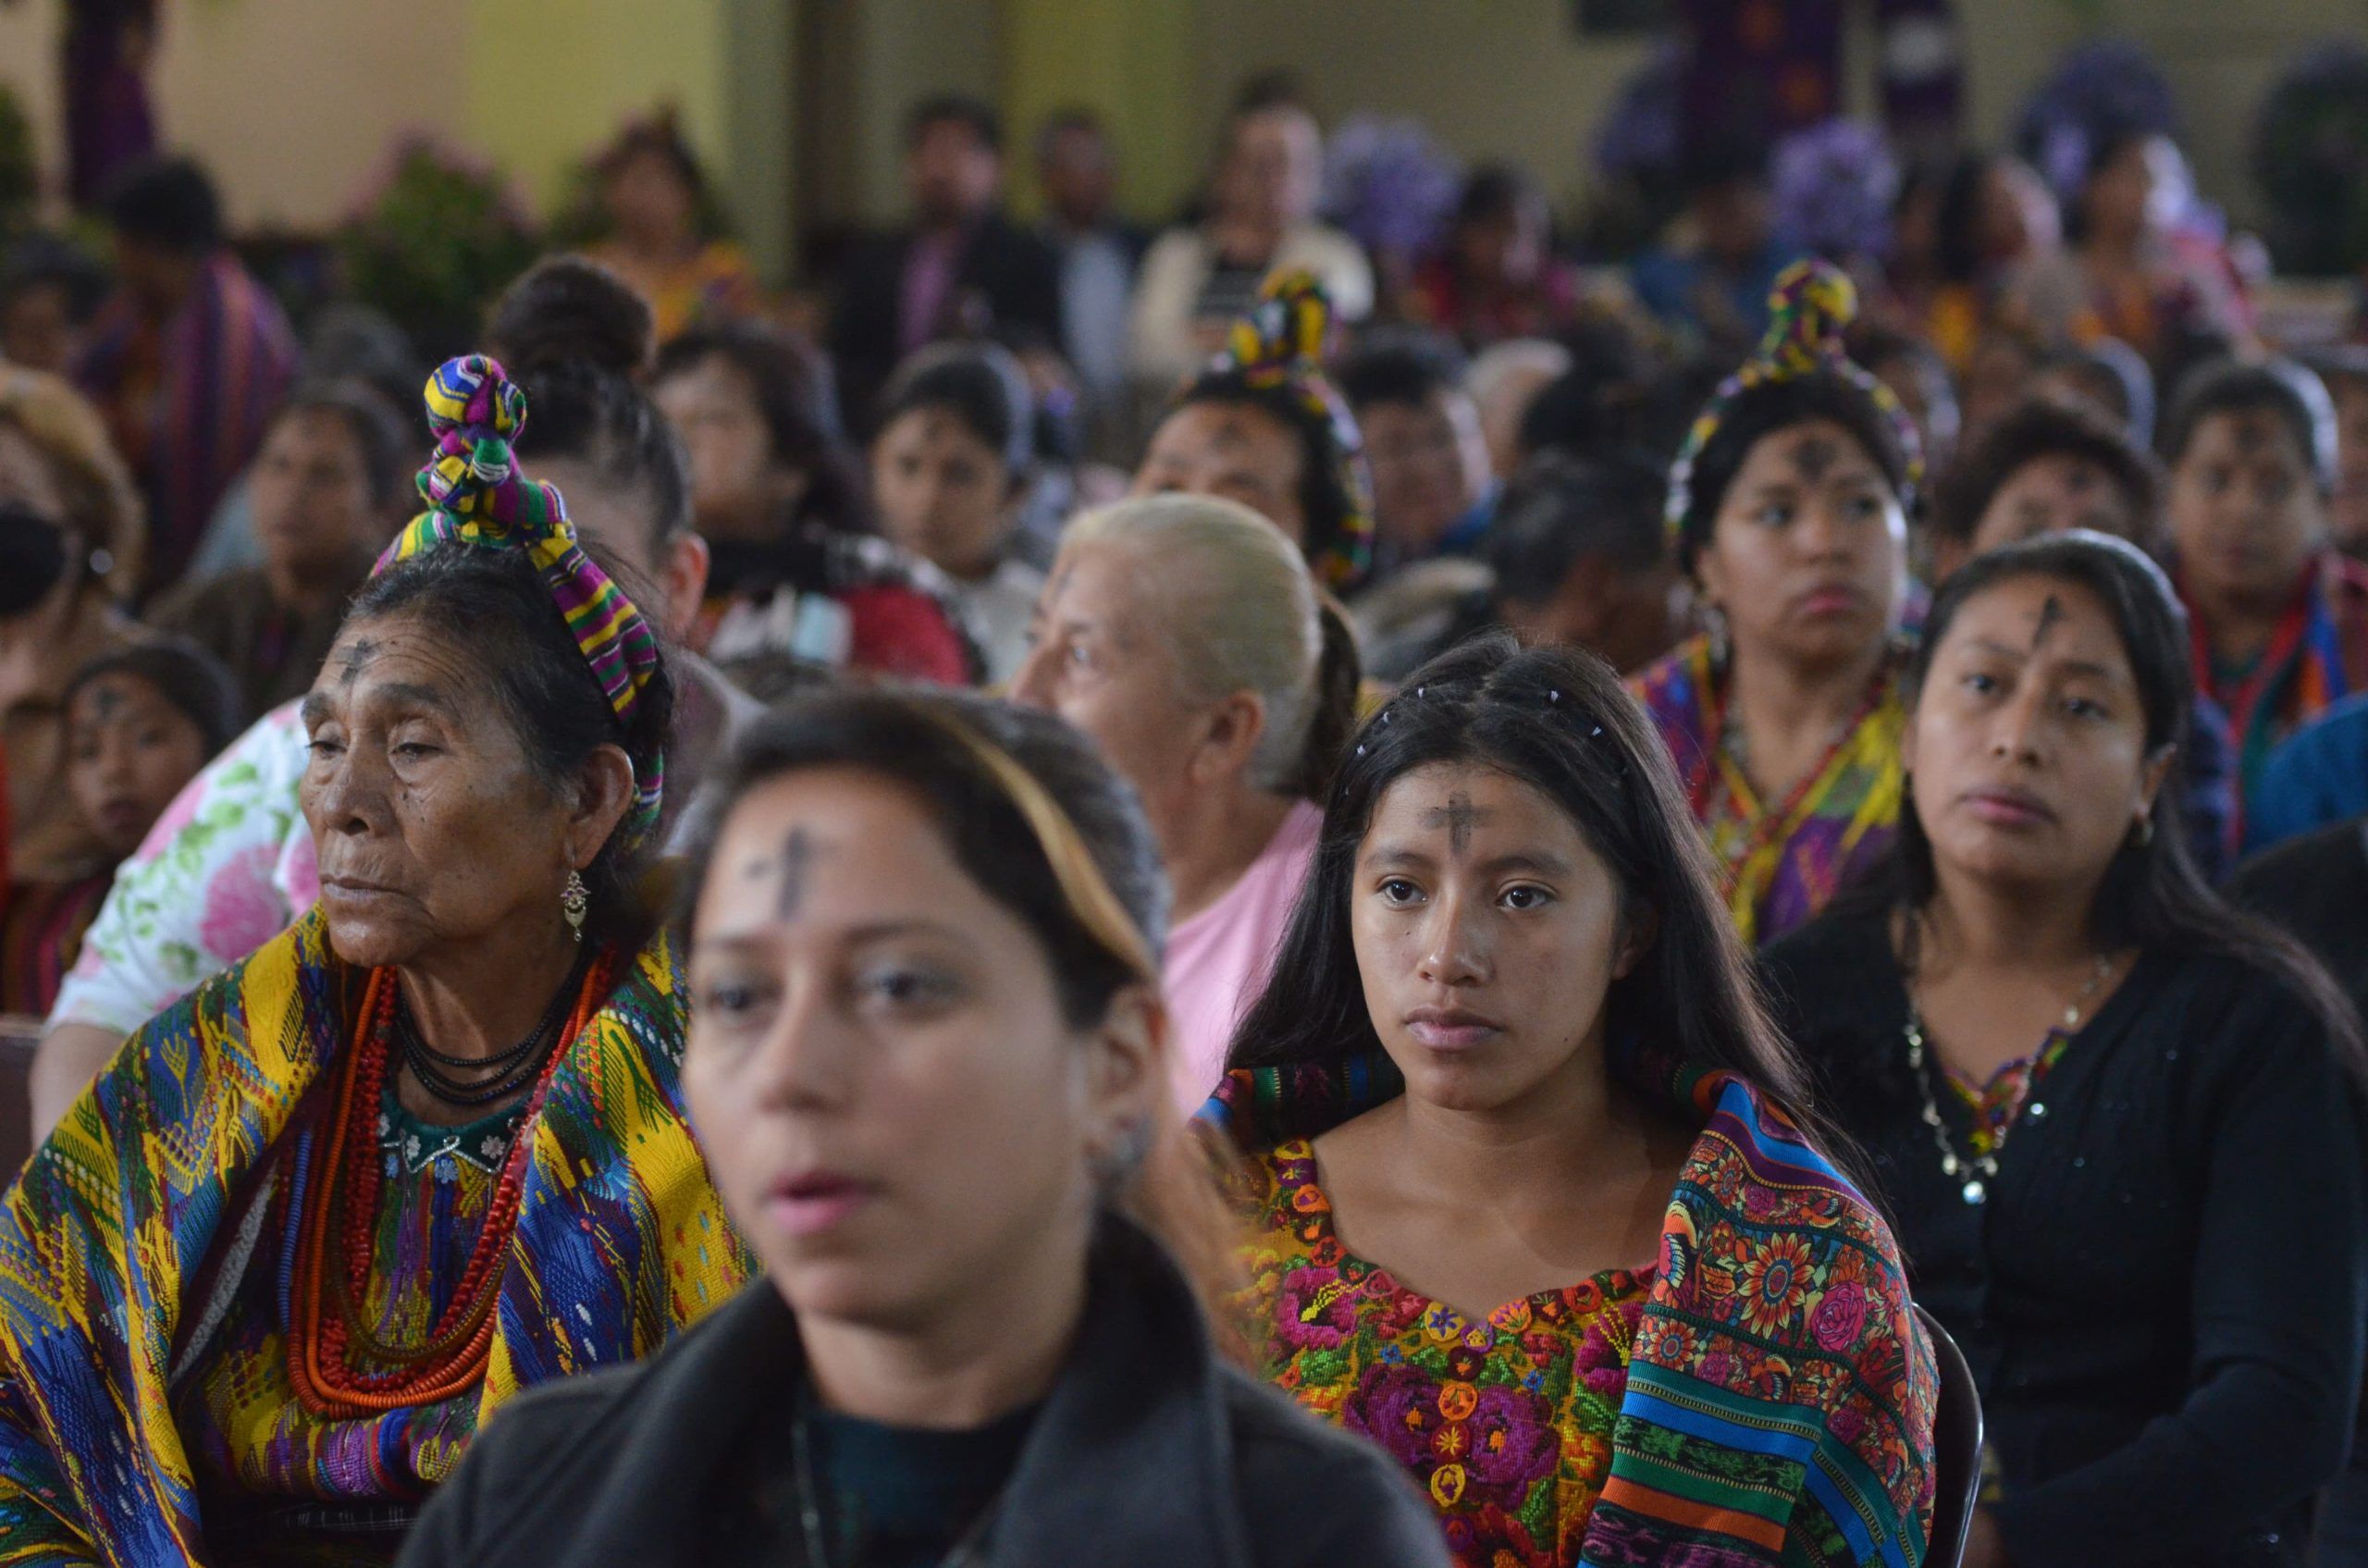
top-left (856, 965), bottom-right (959, 1012)
top-left (1500, 884), bottom-right (1553, 911)
top-left (1755, 504), bottom-right (1794, 528)
top-left (1960, 672), bottom-right (2000, 696)
top-left (1845, 493), bottom-right (1883, 520)
top-left (306, 736), bottom-right (343, 759)
top-left (393, 742), bottom-right (437, 760)
top-left (1066, 638), bottom-right (1093, 668)
top-left (699, 980), bottom-right (773, 1019)
top-left (1378, 878), bottom-right (1422, 906)
top-left (2062, 695), bottom-right (2107, 720)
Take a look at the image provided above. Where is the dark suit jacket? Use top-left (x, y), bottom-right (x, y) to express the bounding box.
top-left (830, 211), bottom-right (1063, 430)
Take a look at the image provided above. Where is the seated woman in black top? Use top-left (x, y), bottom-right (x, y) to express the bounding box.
top-left (397, 690), bottom-right (1448, 1568)
top-left (1760, 531), bottom-right (2368, 1568)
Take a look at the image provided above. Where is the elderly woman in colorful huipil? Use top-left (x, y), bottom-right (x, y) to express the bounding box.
top-left (0, 358), bottom-right (746, 1566)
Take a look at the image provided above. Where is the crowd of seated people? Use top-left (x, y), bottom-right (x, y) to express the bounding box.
top-left (0, 58), bottom-right (2362, 1567)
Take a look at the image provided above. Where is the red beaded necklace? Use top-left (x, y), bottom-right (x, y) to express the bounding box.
top-left (287, 955), bottom-right (610, 1417)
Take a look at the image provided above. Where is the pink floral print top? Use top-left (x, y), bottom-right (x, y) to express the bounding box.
top-left (46, 699), bottom-right (315, 1038)
top-left (1236, 1138), bottom-right (1652, 1568)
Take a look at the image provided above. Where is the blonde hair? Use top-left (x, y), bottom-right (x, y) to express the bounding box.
top-left (1063, 493), bottom-right (1352, 797)
top-left (0, 367), bottom-right (144, 597)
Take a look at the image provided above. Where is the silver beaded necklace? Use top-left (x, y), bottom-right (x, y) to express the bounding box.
top-left (1903, 952), bottom-right (2115, 1206)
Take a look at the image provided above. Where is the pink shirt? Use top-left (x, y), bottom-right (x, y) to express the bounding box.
top-left (1162, 800), bottom-right (1324, 1113)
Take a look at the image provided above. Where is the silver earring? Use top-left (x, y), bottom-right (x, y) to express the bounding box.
top-left (2132, 816), bottom-right (2155, 848)
top-left (561, 870), bottom-right (589, 941)
top-left (1088, 1119), bottom-right (1150, 1192)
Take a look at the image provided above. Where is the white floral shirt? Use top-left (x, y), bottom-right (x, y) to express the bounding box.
top-left (48, 699), bottom-right (316, 1037)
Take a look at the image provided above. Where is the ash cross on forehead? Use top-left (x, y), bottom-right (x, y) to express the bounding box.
top-left (85, 680), bottom-right (126, 721)
top-left (1791, 435), bottom-right (1841, 486)
top-left (1423, 790), bottom-right (1490, 856)
top-left (768, 826), bottom-right (822, 919)
top-left (337, 638), bottom-right (379, 685)
top-left (2031, 592), bottom-right (2066, 654)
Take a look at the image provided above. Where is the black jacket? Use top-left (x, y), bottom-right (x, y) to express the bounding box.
top-left (830, 212), bottom-right (1063, 430)
top-left (1761, 907), bottom-right (2368, 1568)
top-left (396, 1216), bottom-right (1449, 1568)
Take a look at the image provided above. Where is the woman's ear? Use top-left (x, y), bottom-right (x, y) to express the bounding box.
top-left (2137, 742), bottom-right (2177, 826)
top-left (1082, 982), bottom-right (1165, 1145)
top-left (1613, 900), bottom-right (1660, 981)
top-left (566, 743), bottom-right (639, 869)
top-left (1189, 690), bottom-right (1269, 786)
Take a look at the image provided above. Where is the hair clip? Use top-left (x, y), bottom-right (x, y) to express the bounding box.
top-left (1591, 725), bottom-right (1604, 737)
top-left (1355, 743), bottom-right (1366, 757)
top-left (1415, 685), bottom-right (1425, 698)
top-left (1548, 689), bottom-right (1560, 704)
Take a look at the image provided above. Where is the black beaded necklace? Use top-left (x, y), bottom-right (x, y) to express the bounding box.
top-left (395, 953), bottom-right (587, 1108)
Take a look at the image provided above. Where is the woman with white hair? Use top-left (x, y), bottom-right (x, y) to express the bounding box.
top-left (1012, 494), bottom-right (1360, 1108)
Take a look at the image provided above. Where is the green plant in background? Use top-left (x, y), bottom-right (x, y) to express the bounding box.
top-left (0, 82), bottom-right (38, 242)
top-left (335, 136), bottom-right (542, 362)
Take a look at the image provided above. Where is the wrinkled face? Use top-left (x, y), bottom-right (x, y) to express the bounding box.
top-left (871, 406), bottom-right (1012, 580)
top-left (1218, 107), bottom-right (1321, 230)
top-left (300, 613), bottom-right (579, 970)
top-left (1131, 401), bottom-right (1307, 544)
top-left (655, 353), bottom-right (783, 533)
top-left (1351, 762), bottom-right (1636, 1115)
top-left (1008, 544), bottom-right (1210, 840)
top-left (251, 409), bottom-right (381, 579)
top-left (66, 672), bottom-right (210, 859)
top-left (1360, 391), bottom-right (1489, 556)
top-left (1696, 420), bottom-right (1906, 673)
top-left (1964, 451), bottom-right (2144, 563)
top-left (2327, 380), bottom-right (2368, 554)
top-left (2166, 409), bottom-right (2326, 614)
top-left (907, 120), bottom-right (1001, 228)
top-left (684, 768), bottom-right (1128, 1326)
top-left (604, 147), bottom-right (698, 245)
top-left (0, 281), bottom-right (82, 377)
top-left (1906, 574), bottom-right (2166, 896)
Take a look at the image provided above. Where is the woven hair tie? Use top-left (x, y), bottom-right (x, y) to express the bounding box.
top-left (1661, 257), bottom-right (1925, 541)
top-left (375, 354), bottom-right (666, 848)
top-left (1207, 269), bottom-right (1375, 589)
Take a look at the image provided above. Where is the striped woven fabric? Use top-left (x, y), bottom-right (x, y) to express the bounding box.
top-left (1206, 1050), bottom-right (1938, 1566)
top-left (0, 909), bottom-right (749, 1565)
top-left (375, 355), bottom-right (668, 847)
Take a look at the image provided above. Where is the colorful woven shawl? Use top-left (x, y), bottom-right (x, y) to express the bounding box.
top-left (1632, 634), bottom-right (1906, 946)
top-left (1204, 1053), bottom-right (1938, 1567)
top-left (2181, 549), bottom-right (2368, 809)
top-left (0, 908), bottom-right (750, 1565)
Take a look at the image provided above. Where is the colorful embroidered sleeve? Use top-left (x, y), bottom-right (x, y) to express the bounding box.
top-left (43, 700), bottom-right (314, 1038)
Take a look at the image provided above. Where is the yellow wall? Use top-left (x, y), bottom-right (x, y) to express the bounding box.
top-left (6, 0), bottom-right (2367, 253)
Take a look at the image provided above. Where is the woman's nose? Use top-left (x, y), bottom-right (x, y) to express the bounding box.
top-left (1414, 895), bottom-right (1490, 986)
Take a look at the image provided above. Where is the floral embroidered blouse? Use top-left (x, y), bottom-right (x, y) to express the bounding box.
top-left (1239, 1139), bottom-right (1653, 1567)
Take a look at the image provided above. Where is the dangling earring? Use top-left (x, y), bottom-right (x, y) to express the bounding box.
top-left (561, 870), bottom-right (589, 941)
top-left (2131, 815), bottom-right (2155, 849)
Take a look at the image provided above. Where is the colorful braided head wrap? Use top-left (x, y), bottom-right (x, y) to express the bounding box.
top-left (1193, 269), bottom-right (1375, 590)
top-left (1663, 258), bottom-right (1925, 545)
top-left (375, 354), bottom-right (667, 846)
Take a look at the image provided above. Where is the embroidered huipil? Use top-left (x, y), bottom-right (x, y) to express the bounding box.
top-left (171, 1093), bottom-right (531, 1566)
top-left (1239, 1138), bottom-right (1653, 1565)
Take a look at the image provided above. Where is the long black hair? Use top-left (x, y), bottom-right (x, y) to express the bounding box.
top-left (1227, 633), bottom-right (1814, 1114)
top-left (1872, 531), bottom-right (2366, 1076)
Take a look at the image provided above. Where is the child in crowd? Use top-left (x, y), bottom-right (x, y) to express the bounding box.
top-left (870, 342), bottom-right (1045, 683)
top-left (1, 639), bottom-right (236, 1014)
